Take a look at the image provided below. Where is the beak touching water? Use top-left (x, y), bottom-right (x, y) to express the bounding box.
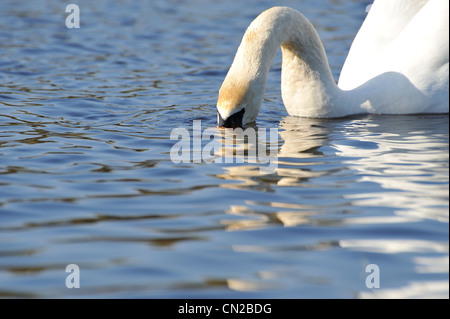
top-left (217, 108), bottom-right (245, 128)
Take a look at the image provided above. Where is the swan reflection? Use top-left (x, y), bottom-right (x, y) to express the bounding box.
top-left (332, 116), bottom-right (449, 223)
top-left (216, 115), bottom-right (448, 230)
top-left (217, 116), bottom-right (329, 191)
top-left (216, 116), bottom-right (330, 230)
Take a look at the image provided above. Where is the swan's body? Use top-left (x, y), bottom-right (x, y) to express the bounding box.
top-left (217, 2), bottom-right (449, 127)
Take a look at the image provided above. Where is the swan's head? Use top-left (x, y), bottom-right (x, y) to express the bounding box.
top-left (216, 78), bottom-right (263, 128)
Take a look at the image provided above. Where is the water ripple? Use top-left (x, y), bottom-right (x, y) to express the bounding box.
top-left (0, 0), bottom-right (448, 298)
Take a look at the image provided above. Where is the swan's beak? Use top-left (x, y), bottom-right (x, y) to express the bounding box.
top-left (217, 108), bottom-right (245, 128)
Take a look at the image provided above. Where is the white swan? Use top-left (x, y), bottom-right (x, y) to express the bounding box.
top-left (217, 2), bottom-right (449, 127)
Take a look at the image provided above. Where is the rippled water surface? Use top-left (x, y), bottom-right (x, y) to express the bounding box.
top-left (1, 0), bottom-right (448, 298)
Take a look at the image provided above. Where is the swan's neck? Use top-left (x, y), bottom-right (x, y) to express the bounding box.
top-left (218, 7), bottom-right (355, 121)
top-left (278, 18), bottom-right (341, 117)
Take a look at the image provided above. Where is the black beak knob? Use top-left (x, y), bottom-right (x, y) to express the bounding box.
top-left (218, 108), bottom-right (245, 128)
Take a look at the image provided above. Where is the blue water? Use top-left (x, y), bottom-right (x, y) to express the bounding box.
top-left (0, 0), bottom-right (448, 298)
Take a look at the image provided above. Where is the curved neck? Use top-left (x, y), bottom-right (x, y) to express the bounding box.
top-left (277, 12), bottom-right (340, 117)
top-left (219, 7), bottom-right (349, 121)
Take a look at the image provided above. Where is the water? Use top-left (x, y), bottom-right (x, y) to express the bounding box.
top-left (0, 0), bottom-right (448, 298)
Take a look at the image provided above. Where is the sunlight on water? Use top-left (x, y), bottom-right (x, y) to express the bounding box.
top-left (0, 0), bottom-right (448, 298)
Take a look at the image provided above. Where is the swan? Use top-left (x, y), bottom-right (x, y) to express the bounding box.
top-left (216, 2), bottom-right (449, 128)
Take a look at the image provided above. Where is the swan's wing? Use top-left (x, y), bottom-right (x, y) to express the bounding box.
top-left (383, 0), bottom-right (449, 98)
top-left (340, 0), bottom-right (449, 113)
top-left (338, 0), bottom-right (429, 90)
